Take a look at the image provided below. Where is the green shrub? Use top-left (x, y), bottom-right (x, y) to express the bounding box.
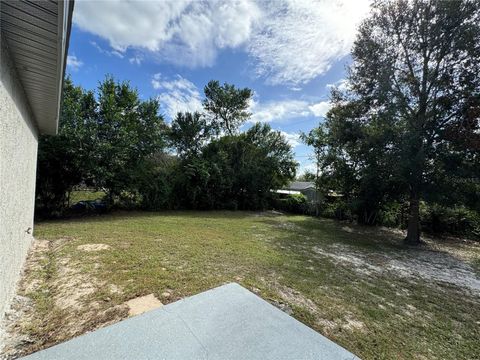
top-left (273, 193), bottom-right (308, 214)
top-left (321, 199), bottom-right (352, 221)
top-left (321, 202), bottom-right (336, 219)
top-left (378, 201), bottom-right (407, 228)
top-left (420, 204), bottom-right (480, 239)
top-left (138, 172), bottom-right (172, 211)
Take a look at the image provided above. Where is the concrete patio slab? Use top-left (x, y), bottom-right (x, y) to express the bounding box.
top-left (22, 283), bottom-right (359, 360)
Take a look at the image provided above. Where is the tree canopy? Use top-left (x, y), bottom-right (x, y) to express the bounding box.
top-left (203, 80), bottom-right (253, 135)
top-left (305, 0), bottom-right (480, 243)
top-left (37, 77), bottom-right (296, 216)
top-left (36, 76), bottom-right (166, 214)
top-left (168, 112), bottom-right (212, 158)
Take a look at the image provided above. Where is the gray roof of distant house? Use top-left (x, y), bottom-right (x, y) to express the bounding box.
top-left (285, 181), bottom-right (316, 191)
top-left (1, 0), bottom-right (75, 135)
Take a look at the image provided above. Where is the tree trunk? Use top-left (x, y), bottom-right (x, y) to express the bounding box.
top-left (404, 127), bottom-right (426, 245)
top-left (405, 190), bottom-right (421, 245)
top-left (315, 155), bottom-right (320, 217)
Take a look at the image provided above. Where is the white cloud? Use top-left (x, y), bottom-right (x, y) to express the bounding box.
top-left (248, 0), bottom-right (370, 85)
top-left (250, 98), bottom-right (310, 123)
top-left (66, 55), bottom-right (83, 71)
top-left (90, 41), bottom-right (105, 53)
top-left (151, 72), bottom-right (331, 124)
top-left (76, 2), bottom-right (189, 52)
top-left (308, 101), bottom-right (331, 117)
top-left (90, 41), bottom-right (124, 58)
top-left (111, 50), bottom-right (124, 59)
top-left (74, 0), bottom-right (370, 85)
top-left (250, 98), bottom-right (331, 123)
top-left (326, 78), bottom-right (350, 92)
top-left (152, 73), bottom-right (203, 120)
top-left (280, 131), bottom-right (301, 148)
top-left (74, 0), bottom-right (261, 67)
top-left (151, 74), bottom-right (162, 90)
top-left (129, 55), bottom-right (143, 66)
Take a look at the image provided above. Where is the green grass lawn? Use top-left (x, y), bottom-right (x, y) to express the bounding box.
top-left (69, 190), bottom-right (105, 204)
top-left (10, 211), bottom-right (480, 359)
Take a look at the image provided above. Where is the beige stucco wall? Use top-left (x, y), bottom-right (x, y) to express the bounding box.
top-left (0, 37), bottom-right (39, 322)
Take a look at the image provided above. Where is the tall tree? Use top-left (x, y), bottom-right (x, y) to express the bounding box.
top-left (95, 76), bottom-right (166, 200)
top-left (197, 123), bottom-right (297, 210)
top-left (36, 78), bottom-right (97, 215)
top-left (301, 126), bottom-right (330, 216)
top-left (171, 122), bottom-right (297, 210)
top-left (203, 80), bottom-right (252, 135)
top-left (36, 76), bottom-right (167, 214)
top-left (168, 112), bottom-right (212, 158)
top-left (297, 171), bottom-right (316, 182)
top-left (315, 0), bottom-right (480, 244)
top-left (245, 123), bottom-right (298, 190)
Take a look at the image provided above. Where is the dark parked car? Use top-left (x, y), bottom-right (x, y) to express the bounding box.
top-left (71, 200), bottom-right (107, 214)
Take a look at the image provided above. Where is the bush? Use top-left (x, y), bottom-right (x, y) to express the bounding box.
top-left (377, 201), bottom-right (407, 228)
top-left (137, 171), bottom-right (173, 211)
top-left (320, 199), bottom-right (352, 221)
top-left (273, 193), bottom-right (308, 214)
top-left (420, 204), bottom-right (480, 239)
top-left (139, 182), bottom-right (171, 211)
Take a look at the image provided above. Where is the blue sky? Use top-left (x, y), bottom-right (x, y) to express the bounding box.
top-left (66, 0), bottom-right (370, 175)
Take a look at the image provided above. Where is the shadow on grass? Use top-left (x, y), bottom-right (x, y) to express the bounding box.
top-left (35, 209), bottom-right (257, 225)
top-left (258, 214), bottom-right (480, 291)
top-left (259, 215), bottom-right (406, 251)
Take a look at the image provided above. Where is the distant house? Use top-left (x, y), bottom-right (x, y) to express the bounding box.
top-left (277, 181), bottom-right (321, 203)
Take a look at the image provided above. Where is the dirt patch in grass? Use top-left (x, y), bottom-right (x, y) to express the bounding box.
top-left (1, 238), bottom-right (128, 359)
top-left (125, 294), bottom-right (162, 316)
top-left (53, 266), bottom-right (97, 311)
top-left (313, 242), bottom-right (480, 295)
top-left (77, 244), bottom-right (111, 252)
top-left (277, 285), bottom-right (318, 314)
top-left (259, 277), bottom-right (368, 338)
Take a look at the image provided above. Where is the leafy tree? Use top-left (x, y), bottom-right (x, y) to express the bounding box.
top-left (36, 76), bottom-right (167, 215)
top-left (171, 123), bottom-right (297, 210)
top-left (203, 80), bottom-right (252, 135)
top-left (168, 112), bottom-right (212, 158)
top-left (310, 0), bottom-right (480, 243)
top-left (204, 123), bottom-right (296, 209)
top-left (36, 136), bottom-right (80, 216)
top-left (297, 171), bottom-right (316, 182)
top-left (245, 123), bottom-right (297, 190)
top-left (174, 157), bottom-right (213, 209)
top-left (37, 77), bottom-right (298, 215)
top-left (136, 153), bottom-right (177, 211)
top-left (36, 78), bottom-right (96, 216)
top-left (94, 76), bottom-right (166, 201)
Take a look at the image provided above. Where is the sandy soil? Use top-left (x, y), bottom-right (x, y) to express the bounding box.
top-left (125, 294), bottom-right (162, 316)
top-left (0, 239), bottom-right (128, 359)
top-left (313, 241), bottom-right (480, 296)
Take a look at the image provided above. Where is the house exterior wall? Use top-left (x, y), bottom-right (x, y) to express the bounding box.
top-left (301, 188), bottom-right (322, 204)
top-left (0, 38), bottom-right (39, 321)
